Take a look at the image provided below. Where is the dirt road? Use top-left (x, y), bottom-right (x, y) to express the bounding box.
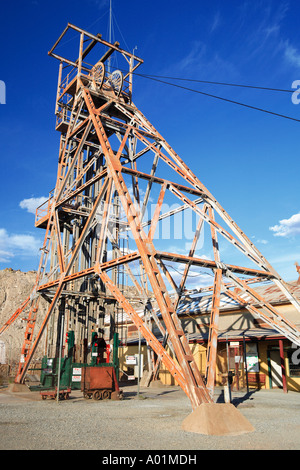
top-left (0, 384), bottom-right (299, 451)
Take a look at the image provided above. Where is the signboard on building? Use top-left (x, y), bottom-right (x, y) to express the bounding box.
top-left (72, 367), bottom-right (82, 382)
top-left (126, 355), bottom-right (137, 365)
top-left (72, 375), bottom-right (82, 382)
top-left (246, 343), bottom-right (259, 372)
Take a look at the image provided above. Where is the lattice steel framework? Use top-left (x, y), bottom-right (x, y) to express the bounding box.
top-left (1, 24), bottom-right (300, 410)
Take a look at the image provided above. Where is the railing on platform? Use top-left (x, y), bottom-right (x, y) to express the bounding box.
top-left (35, 189), bottom-right (54, 224)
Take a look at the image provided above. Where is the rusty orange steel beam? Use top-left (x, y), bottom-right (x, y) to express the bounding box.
top-left (56, 119), bottom-right (93, 202)
top-left (37, 252), bottom-right (142, 292)
top-left (82, 85), bottom-right (212, 408)
top-left (53, 209), bottom-right (66, 274)
top-left (205, 268), bottom-right (222, 397)
top-left (133, 106), bottom-right (300, 312)
top-left (151, 210), bottom-right (210, 381)
top-left (95, 267), bottom-right (188, 394)
top-left (10, 27), bottom-right (300, 406)
top-left (224, 270), bottom-right (300, 345)
top-left (17, 177), bottom-right (109, 381)
top-left (95, 178), bottom-right (113, 264)
top-left (0, 295), bottom-right (31, 336)
top-left (15, 176), bottom-right (110, 382)
top-left (133, 128), bottom-right (203, 191)
top-left (56, 169), bottom-right (108, 208)
top-left (204, 207), bottom-right (222, 395)
top-left (176, 206), bottom-right (209, 298)
top-left (225, 288), bottom-right (300, 347)
top-left (155, 252), bottom-right (274, 278)
top-left (37, 267), bottom-right (96, 292)
top-left (121, 166), bottom-right (204, 197)
top-left (15, 278), bottom-right (66, 383)
top-left (148, 183), bottom-right (167, 241)
top-left (14, 297), bottom-right (40, 380)
top-left (98, 113), bottom-right (158, 141)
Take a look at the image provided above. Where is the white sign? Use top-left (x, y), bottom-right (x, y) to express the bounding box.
top-left (247, 354), bottom-right (259, 372)
top-left (72, 375), bottom-right (82, 382)
top-left (126, 355), bottom-right (137, 365)
top-left (246, 343), bottom-right (259, 372)
top-left (73, 368), bottom-right (82, 375)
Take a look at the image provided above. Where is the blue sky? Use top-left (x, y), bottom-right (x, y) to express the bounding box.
top-left (0, 0), bottom-right (300, 282)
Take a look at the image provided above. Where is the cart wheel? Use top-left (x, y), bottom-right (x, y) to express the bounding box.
top-left (93, 390), bottom-right (102, 400)
top-left (102, 390), bottom-right (110, 400)
top-left (83, 392), bottom-right (89, 399)
top-left (42, 395), bottom-right (47, 400)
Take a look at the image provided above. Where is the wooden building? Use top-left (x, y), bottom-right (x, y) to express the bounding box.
top-left (109, 279), bottom-right (300, 393)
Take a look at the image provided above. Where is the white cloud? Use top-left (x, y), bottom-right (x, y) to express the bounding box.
top-left (0, 248), bottom-right (14, 263)
top-left (280, 39), bottom-right (300, 68)
top-left (257, 239), bottom-right (269, 245)
top-left (251, 235), bottom-right (268, 244)
top-left (270, 252), bottom-right (300, 264)
top-left (88, 0), bottom-right (109, 11)
top-left (0, 228), bottom-right (41, 262)
top-left (285, 43), bottom-right (300, 67)
top-left (177, 41), bottom-right (207, 71)
top-left (270, 212), bottom-right (300, 237)
top-left (19, 196), bottom-right (48, 215)
top-left (211, 11), bottom-right (221, 33)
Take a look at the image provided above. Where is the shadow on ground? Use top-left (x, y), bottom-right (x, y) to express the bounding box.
top-left (216, 389), bottom-right (257, 407)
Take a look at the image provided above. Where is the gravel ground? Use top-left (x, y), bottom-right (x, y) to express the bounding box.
top-left (0, 383), bottom-right (300, 451)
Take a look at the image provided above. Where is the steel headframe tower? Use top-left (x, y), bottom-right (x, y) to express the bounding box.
top-left (2, 25), bottom-right (300, 429)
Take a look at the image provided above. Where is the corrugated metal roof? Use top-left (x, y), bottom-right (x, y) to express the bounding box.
top-left (254, 281), bottom-right (300, 303)
top-left (105, 280), bottom-right (300, 326)
top-left (126, 327), bottom-right (283, 344)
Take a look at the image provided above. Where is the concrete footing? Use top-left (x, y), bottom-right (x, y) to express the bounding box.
top-left (181, 403), bottom-right (255, 436)
top-left (149, 379), bottom-right (165, 388)
top-left (8, 383), bottom-right (29, 393)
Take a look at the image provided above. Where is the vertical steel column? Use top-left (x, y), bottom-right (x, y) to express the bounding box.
top-left (205, 268), bottom-right (222, 397)
top-left (279, 339), bottom-right (288, 393)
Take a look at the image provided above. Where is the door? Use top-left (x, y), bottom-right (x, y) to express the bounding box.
top-left (269, 350), bottom-right (283, 388)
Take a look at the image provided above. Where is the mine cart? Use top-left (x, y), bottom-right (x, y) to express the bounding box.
top-left (40, 387), bottom-right (71, 400)
top-left (81, 366), bottom-right (123, 400)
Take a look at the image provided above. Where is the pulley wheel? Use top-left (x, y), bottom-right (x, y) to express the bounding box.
top-left (108, 70), bottom-right (123, 96)
top-left (90, 62), bottom-right (105, 89)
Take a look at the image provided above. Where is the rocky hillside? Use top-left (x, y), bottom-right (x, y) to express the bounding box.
top-left (0, 268), bottom-right (46, 368)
